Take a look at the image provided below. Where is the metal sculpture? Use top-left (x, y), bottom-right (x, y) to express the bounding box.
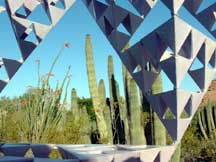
top-left (83, 0), bottom-right (216, 142)
top-left (0, 0), bottom-right (216, 162)
top-left (0, 0), bottom-right (75, 92)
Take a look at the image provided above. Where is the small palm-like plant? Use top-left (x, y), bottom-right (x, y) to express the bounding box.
top-left (17, 43), bottom-right (71, 143)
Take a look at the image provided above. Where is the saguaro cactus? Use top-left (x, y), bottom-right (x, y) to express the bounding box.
top-left (128, 79), bottom-right (146, 145)
top-left (85, 34), bottom-right (108, 142)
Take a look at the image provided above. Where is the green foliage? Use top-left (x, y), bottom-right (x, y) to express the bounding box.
top-left (181, 102), bottom-right (216, 162)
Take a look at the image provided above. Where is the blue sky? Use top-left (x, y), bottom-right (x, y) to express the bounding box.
top-left (0, 0), bottom-right (215, 100)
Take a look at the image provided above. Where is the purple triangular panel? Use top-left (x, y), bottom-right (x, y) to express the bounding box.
top-left (184, 97), bottom-right (192, 116)
top-left (161, 119), bottom-right (177, 141)
top-left (146, 95), bottom-right (161, 117)
top-left (125, 42), bottom-right (148, 68)
top-left (156, 19), bottom-right (175, 52)
top-left (197, 4), bottom-right (216, 31)
top-left (209, 50), bottom-right (216, 68)
top-left (160, 97), bottom-right (169, 118)
top-left (141, 32), bottom-right (167, 67)
top-left (159, 90), bottom-right (191, 118)
top-left (11, 18), bottom-right (31, 39)
top-left (188, 68), bottom-right (205, 90)
top-left (19, 40), bottom-right (37, 61)
top-left (129, 0), bottom-right (154, 16)
top-left (120, 51), bottom-right (137, 74)
top-left (0, 80), bottom-right (7, 92)
top-left (103, 16), bottom-right (114, 36)
top-left (106, 5), bottom-right (128, 28)
top-left (94, 0), bottom-right (108, 20)
top-left (184, 0), bottom-right (203, 14)
top-left (178, 32), bottom-right (192, 59)
top-left (108, 30), bottom-right (130, 52)
top-left (2, 58), bottom-right (22, 79)
top-left (122, 13), bottom-right (143, 35)
top-left (153, 153), bottom-right (160, 162)
top-left (160, 56), bottom-right (176, 86)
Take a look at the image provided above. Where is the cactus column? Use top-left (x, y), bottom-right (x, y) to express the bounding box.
top-left (98, 79), bottom-right (113, 144)
top-left (128, 79), bottom-right (146, 145)
top-left (108, 55), bottom-right (125, 144)
top-left (151, 69), bottom-right (166, 145)
top-left (85, 34), bottom-right (108, 142)
top-left (71, 88), bottom-right (79, 120)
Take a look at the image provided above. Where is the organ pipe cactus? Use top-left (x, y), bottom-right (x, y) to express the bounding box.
top-left (71, 88), bottom-right (79, 120)
top-left (98, 79), bottom-right (113, 144)
top-left (85, 34), bottom-right (108, 142)
top-left (108, 55), bottom-right (115, 119)
top-left (198, 101), bottom-right (216, 139)
top-left (79, 106), bottom-right (92, 144)
top-left (128, 79), bottom-right (146, 145)
top-left (151, 68), bottom-right (166, 145)
top-left (108, 55), bottom-right (125, 144)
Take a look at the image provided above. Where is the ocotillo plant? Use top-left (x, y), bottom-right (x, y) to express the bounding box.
top-left (85, 34), bottom-right (108, 142)
top-left (98, 79), bottom-right (113, 144)
top-left (17, 43), bottom-right (70, 143)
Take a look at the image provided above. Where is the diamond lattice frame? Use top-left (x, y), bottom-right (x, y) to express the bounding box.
top-left (0, 0), bottom-right (75, 92)
top-left (82, 0), bottom-right (216, 161)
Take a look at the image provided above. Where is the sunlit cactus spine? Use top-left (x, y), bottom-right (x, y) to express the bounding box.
top-left (85, 34), bottom-right (108, 142)
top-left (128, 79), bottom-right (146, 145)
top-left (98, 79), bottom-right (113, 144)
